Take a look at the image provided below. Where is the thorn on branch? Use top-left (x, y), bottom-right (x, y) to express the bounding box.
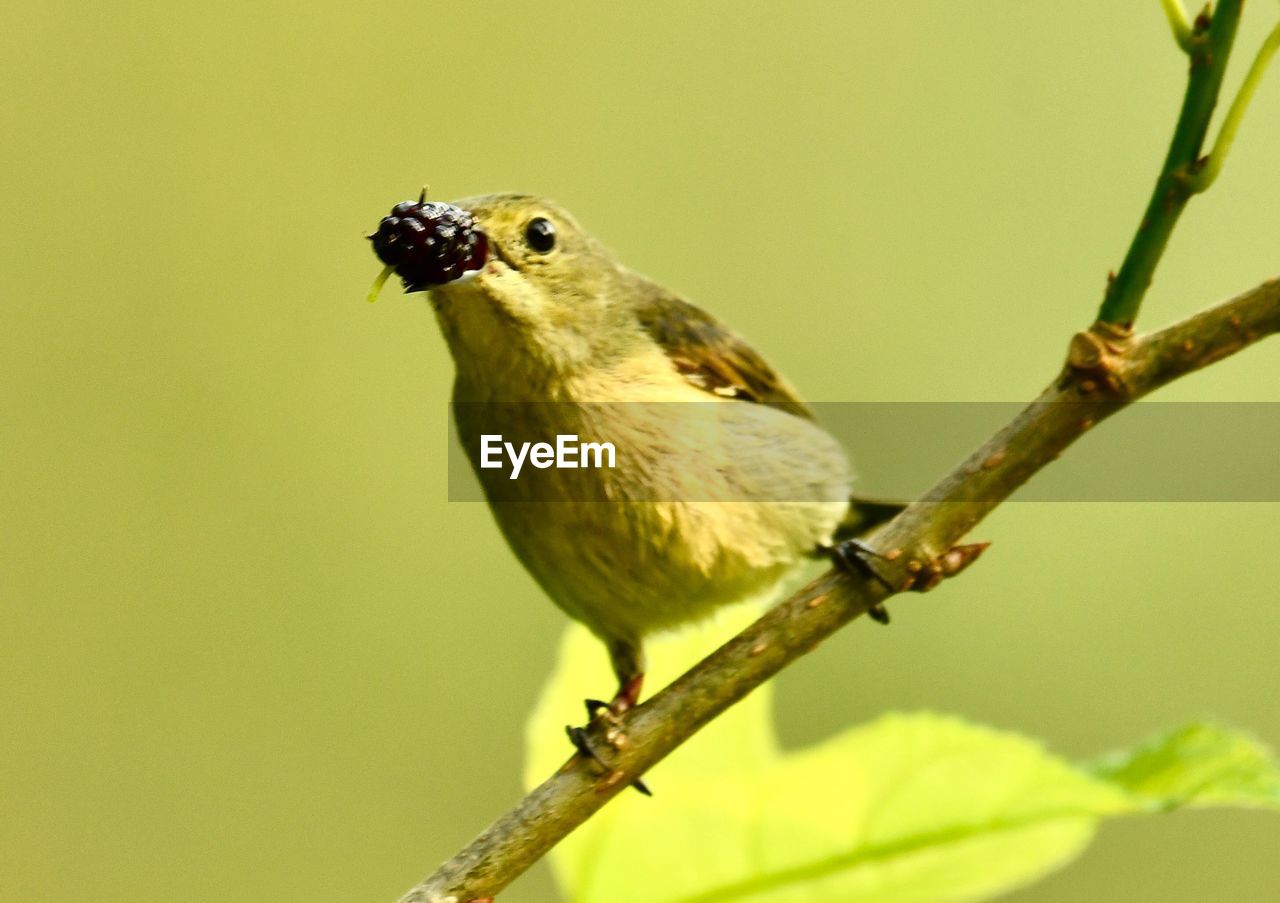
top-left (940, 542), bottom-right (990, 577)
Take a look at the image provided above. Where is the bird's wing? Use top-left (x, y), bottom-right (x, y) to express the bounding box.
top-left (635, 291), bottom-right (815, 420)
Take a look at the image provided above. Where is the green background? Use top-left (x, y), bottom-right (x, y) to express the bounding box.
top-left (3, 2), bottom-right (1278, 901)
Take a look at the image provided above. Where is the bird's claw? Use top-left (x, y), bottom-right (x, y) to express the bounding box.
top-left (827, 538), bottom-right (894, 623)
top-left (566, 724), bottom-right (651, 796)
top-left (584, 697), bottom-right (621, 725)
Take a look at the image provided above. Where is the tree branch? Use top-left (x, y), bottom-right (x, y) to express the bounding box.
top-left (399, 274), bottom-right (1280, 903)
top-left (1097, 0), bottom-right (1243, 328)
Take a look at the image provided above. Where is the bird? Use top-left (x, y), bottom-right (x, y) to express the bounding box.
top-left (367, 192), bottom-right (902, 730)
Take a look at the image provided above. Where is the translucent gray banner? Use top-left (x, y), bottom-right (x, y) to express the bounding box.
top-left (444, 402), bottom-right (1280, 502)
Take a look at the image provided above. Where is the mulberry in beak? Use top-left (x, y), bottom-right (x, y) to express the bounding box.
top-left (367, 196), bottom-right (488, 294)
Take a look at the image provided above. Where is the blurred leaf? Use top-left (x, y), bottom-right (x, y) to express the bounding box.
top-left (1090, 721), bottom-right (1280, 809)
top-left (526, 615), bottom-right (1280, 903)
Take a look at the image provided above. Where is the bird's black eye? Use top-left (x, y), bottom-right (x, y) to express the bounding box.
top-left (524, 217), bottom-right (557, 253)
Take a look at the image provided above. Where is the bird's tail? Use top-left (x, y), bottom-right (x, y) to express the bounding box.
top-left (832, 496), bottom-right (907, 542)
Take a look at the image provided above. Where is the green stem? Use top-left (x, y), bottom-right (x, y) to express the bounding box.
top-left (1097, 0), bottom-right (1243, 327)
top-left (1161, 0), bottom-right (1194, 52)
top-left (1188, 20), bottom-right (1280, 192)
top-left (366, 264), bottom-right (393, 304)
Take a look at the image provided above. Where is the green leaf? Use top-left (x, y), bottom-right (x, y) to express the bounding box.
top-left (1089, 721), bottom-right (1280, 810)
top-left (526, 613), bottom-right (1280, 903)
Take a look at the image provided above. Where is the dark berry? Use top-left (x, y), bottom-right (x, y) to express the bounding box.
top-left (368, 200), bottom-right (488, 291)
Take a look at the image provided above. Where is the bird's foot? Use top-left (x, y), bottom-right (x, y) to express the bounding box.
top-left (565, 723), bottom-right (651, 796)
top-left (566, 672), bottom-right (650, 795)
top-left (826, 538), bottom-right (895, 623)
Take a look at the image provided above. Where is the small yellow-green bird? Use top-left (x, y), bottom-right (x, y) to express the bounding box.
top-left (368, 193), bottom-right (899, 723)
